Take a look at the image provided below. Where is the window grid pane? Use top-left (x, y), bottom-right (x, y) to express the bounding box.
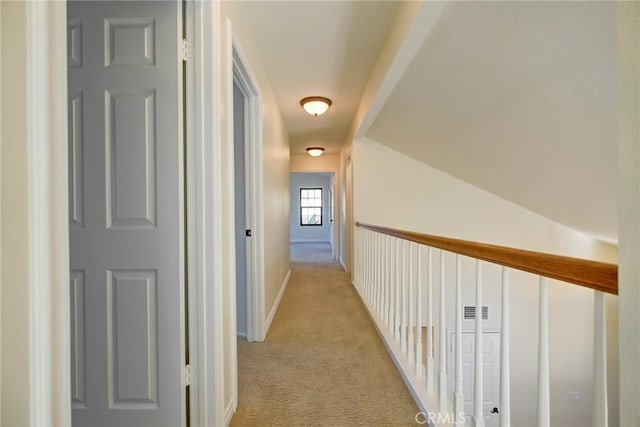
top-left (300, 188), bottom-right (322, 226)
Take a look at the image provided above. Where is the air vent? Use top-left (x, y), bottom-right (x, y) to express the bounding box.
top-left (464, 306), bottom-right (489, 320)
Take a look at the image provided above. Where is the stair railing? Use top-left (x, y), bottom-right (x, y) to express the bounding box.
top-left (354, 222), bottom-right (617, 427)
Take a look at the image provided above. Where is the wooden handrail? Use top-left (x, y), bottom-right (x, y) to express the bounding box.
top-left (356, 222), bottom-right (618, 295)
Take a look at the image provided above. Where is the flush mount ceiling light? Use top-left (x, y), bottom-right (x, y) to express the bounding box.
top-left (306, 147), bottom-right (325, 157)
top-left (300, 96), bottom-right (332, 117)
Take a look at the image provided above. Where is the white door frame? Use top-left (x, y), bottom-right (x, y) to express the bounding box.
top-left (6, 2), bottom-right (72, 425)
top-left (14, 0), bottom-right (227, 425)
top-left (231, 39), bottom-right (265, 344)
top-left (186, 0), bottom-right (226, 425)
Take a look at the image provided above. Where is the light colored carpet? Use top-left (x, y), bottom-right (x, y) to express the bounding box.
top-left (231, 247), bottom-right (419, 426)
top-left (289, 242), bottom-right (334, 264)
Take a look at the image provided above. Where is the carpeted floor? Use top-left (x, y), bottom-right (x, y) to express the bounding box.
top-left (231, 243), bottom-right (419, 426)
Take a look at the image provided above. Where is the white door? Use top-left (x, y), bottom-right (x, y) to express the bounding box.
top-left (449, 332), bottom-right (501, 427)
top-left (68, 2), bottom-right (185, 426)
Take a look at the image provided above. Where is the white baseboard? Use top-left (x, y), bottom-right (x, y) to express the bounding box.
top-left (224, 397), bottom-right (236, 426)
top-left (352, 279), bottom-right (437, 417)
top-left (263, 269), bottom-right (291, 339)
top-left (339, 259), bottom-right (347, 272)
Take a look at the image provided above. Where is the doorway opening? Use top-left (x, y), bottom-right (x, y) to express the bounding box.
top-left (289, 172), bottom-right (336, 263)
top-left (232, 45), bottom-right (264, 343)
top-left (234, 79), bottom-right (249, 339)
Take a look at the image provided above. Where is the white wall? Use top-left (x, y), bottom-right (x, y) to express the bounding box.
top-left (291, 153), bottom-right (339, 173)
top-left (1, 3), bottom-right (70, 425)
top-left (339, 147), bottom-right (353, 273)
top-left (337, 1), bottom-right (429, 276)
top-left (291, 153), bottom-right (341, 261)
top-left (221, 2), bottom-right (291, 418)
top-left (617, 2), bottom-right (640, 424)
top-left (353, 138), bottom-right (619, 427)
top-left (1, 4), bottom-right (29, 423)
top-left (290, 173), bottom-right (332, 243)
top-left (0, 4), bottom-right (4, 422)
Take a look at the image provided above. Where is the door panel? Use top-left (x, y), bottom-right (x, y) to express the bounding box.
top-left (449, 332), bottom-right (501, 427)
top-left (68, 2), bottom-right (183, 426)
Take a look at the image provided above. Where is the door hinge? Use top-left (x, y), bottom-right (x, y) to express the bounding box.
top-left (183, 364), bottom-right (192, 386)
top-left (181, 39), bottom-right (189, 62)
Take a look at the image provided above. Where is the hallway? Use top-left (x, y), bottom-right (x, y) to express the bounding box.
top-left (231, 243), bottom-right (418, 426)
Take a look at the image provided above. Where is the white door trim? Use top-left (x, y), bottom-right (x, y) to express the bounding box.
top-left (11, 1), bottom-right (71, 425)
top-left (186, 0), bottom-right (225, 425)
top-left (229, 24), bottom-right (266, 343)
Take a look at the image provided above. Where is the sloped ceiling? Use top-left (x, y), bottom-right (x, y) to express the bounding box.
top-left (367, 1), bottom-right (617, 243)
top-left (232, 1), bottom-right (401, 154)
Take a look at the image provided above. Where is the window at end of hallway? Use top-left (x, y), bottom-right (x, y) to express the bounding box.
top-left (300, 188), bottom-right (322, 226)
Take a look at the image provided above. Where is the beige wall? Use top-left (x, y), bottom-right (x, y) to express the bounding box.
top-left (290, 153), bottom-right (339, 173)
top-left (337, 1), bottom-right (428, 275)
top-left (1, 3), bottom-right (30, 424)
top-left (617, 2), bottom-right (640, 424)
top-left (353, 138), bottom-right (619, 426)
top-left (338, 146), bottom-right (352, 273)
top-left (221, 1), bottom-right (291, 416)
top-left (0, 3), bottom-right (3, 422)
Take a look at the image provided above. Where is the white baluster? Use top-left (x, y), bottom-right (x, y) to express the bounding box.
top-left (395, 238), bottom-right (401, 344)
top-left (538, 277), bottom-right (550, 427)
top-left (366, 231), bottom-right (370, 297)
top-left (439, 251), bottom-right (448, 413)
top-left (354, 228), bottom-right (358, 285)
top-left (408, 243), bottom-right (415, 365)
top-left (500, 268), bottom-right (511, 427)
top-left (593, 291), bottom-right (608, 427)
top-left (378, 234), bottom-right (384, 318)
top-left (426, 247), bottom-right (435, 393)
top-left (401, 241), bottom-right (408, 354)
top-left (371, 232), bottom-right (380, 314)
top-left (377, 233), bottom-right (383, 316)
top-left (454, 255), bottom-right (464, 424)
top-left (387, 236), bottom-right (395, 333)
top-left (363, 230), bottom-right (368, 296)
top-left (370, 232), bottom-right (375, 305)
top-left (473, 260), bottom-right (485, 427)
top-left (389, 237), bottom-right (395, 336)
top-left (383, 235), bottom-right (390, 330)
top-left (360, 229), bottom-right (365, 294)
top-left (358, 228), bottom-right (363, 287)
top-left (368, 231), bottom-right (376, 302)
top-left (416, 246), bottom-right (423, 377)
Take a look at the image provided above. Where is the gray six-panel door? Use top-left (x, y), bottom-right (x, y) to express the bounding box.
top-left (68, 1), bottom-right (184, 426)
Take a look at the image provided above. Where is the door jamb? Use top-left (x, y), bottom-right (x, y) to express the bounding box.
top-left (231, 42), bottom-right (264, 344)
top-left (16, 1), bottom-right (71, 425)
top-left (186, 0), bottom-right (225, 426)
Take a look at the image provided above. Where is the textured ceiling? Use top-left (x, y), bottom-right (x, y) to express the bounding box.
top-left (232, 1), bottom-right (401, 154)
top-left (367, 1), bottom-right (617, 242)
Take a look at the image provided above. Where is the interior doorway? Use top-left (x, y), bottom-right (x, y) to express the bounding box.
top-left (231, 46), bottom-right (263, 343)
top-left (289, 172), bottom-right (336, 263)
top-left (234, 79), bottom-right (249, 338)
